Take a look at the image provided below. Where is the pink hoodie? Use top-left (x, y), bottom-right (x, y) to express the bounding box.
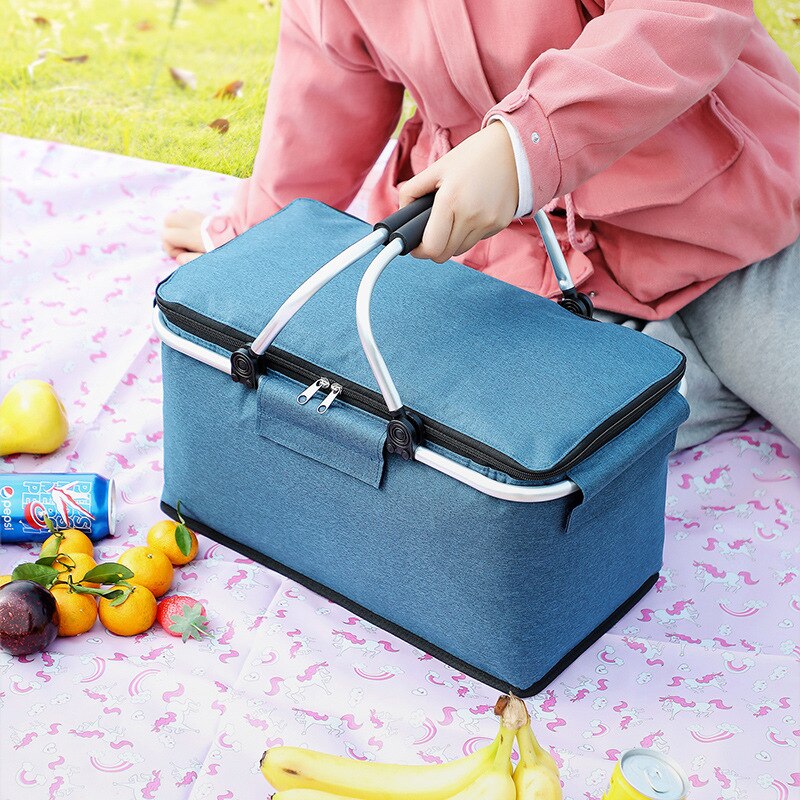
top-left (206, 0), bottom-right (799, 319)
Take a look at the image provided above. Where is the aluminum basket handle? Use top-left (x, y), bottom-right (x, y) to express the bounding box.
top-left (355, 205), bottom-right (581, 504)
top-left (228, 196), bottom-right (437, 388)
top-left (356, 205), bottom-right (589, 435)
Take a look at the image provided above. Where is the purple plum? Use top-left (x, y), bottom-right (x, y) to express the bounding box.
top-left (0, 580), bottom-right (59, 656)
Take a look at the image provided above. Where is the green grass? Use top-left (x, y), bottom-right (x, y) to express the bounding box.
top-left (0, 0), bottom-right (280, 177)
top-left (0, 0), bottom-right (797, 178)
top-left (755, 0), bottom-right (800, 68)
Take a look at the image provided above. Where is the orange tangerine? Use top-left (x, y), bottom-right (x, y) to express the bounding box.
top-left (41, 528), bottom-right (94, 558)
top-left (98, 584), bottom-right (157, 636)
top-left (147, 520), bottom-right (198, 566)
top-left (117, 546), bottom-right (173, 598)
top-left (51, 585), bottom-right (98, 636)
top-left (53, 552), bottom-right (99, 588)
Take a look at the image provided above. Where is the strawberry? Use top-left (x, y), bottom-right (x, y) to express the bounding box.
top-left (156, 595), bottom-right (210, 642)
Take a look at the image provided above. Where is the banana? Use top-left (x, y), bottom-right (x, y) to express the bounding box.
top-left (271, 791), bottom-right (360, 800)
top-left (511, 697), bottom-right (562, 800)
top-left (269, 714), bottom-right (517, 800)
top-left (261, 731), bottom-right (501, 800)
top-left (441, 707), bottom-right (519, 800)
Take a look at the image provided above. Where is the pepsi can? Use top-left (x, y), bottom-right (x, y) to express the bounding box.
top-left (0, 474), bottom-right (115, 543)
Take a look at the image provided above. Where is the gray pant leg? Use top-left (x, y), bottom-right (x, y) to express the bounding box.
top-left (678, 236), bottom-right (800, 448)
top-left (594, 311), bottom-right (750, 450)
top-left (639, 316), bottom-right (750, 450)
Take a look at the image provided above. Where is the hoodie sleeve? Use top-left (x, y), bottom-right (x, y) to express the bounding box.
top-left (482, 0), bottom-right (754, 212)
top-left (206, 0), bottom-right (404, 248)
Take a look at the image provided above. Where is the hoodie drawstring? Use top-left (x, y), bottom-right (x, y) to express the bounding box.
top-left (542, 193), bottom-right (596, 254)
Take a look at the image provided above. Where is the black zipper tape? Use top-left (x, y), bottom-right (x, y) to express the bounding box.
top-left (155, 295), bottom-right (685, 483)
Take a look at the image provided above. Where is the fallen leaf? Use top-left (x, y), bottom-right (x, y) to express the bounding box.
top-left (32, 16), bottom-right (50, 27)
top-left (214, 80), bottom-right (243, 99)
top-left (62, 54), bottom-right (89, 63)
top-left (169, 66), bottom-right (196, 90)
top-left (136, 20), bottom-right (154, 31)
top-left (208, 118), bottom-right (230, 134)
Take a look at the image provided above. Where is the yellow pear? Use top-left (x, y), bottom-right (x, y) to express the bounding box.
top-left (0, 380), bottom-right (69, 456)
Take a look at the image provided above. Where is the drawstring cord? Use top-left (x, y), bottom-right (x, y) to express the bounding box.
top-left (542, 193), bottom-right (596, 253)
top-left (429, 125), bottom-right (452, 166)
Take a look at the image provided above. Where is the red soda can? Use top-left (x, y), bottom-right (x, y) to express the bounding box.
top-left (0, 473), bottom-right (115, 543)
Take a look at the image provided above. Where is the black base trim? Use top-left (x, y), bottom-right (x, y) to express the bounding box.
top-left (162, 501), bottom-right (658, 697)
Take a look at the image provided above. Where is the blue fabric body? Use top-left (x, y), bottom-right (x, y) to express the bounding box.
top-left (157, 199), bottom-right (690, 691)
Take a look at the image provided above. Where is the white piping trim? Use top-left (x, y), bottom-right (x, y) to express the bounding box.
top-left (153, 305), bottom-right (232, 374)
top-left (153, 306), bottom-right (579, 502)
top-left (251, 229), bottom-right (387, 355)
top-left (415, 446), bottom-right (579, 502)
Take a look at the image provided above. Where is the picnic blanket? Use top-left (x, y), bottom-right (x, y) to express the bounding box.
top-left (1, 133), bottom-right (798, 800)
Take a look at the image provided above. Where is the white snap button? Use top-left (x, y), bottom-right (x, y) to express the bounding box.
top-left (531, 132), bottom-right (541, 144)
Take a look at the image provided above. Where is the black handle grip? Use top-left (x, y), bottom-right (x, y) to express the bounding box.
top-left (391, 207), bottom-right (433, 255)
top-left (373, 193), bottom-right (435, 236)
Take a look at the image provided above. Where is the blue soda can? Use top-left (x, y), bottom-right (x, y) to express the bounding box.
top-left (0, 474), bottom-right (114, 543)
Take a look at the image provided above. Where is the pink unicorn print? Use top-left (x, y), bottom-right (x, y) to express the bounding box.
top-left (710, 767), bottom-right (744, 800)
top-left (639, 730), bottom-right (668, 750)
top-left (701, 499), bottom-right (769, 520)
top-left (667, 672), bottom-right (727, 692)
top-left (436, 704), bottom-right (494, 734)
top-left (774, 497), bottom-right (795, 524)
top-left (331, 629), bottom-right (400, 658)
top-left (701, 535), bottom-right (756, 559)
top-left (295, 661), bottom-right (333, 695)
top-left (423, 671), bottom-right (477, 698)
top-left (653, 569), bottom-right (678, 593)
top-left (748, 696), bottom-right (792, 717)
top-left (677, 465), bottom-right (733, 495)
top-left (733, 434), bottom-right (792, 462)
top-left (658, 696), bottom-right (733, 719)
top-left (692, 562), bottom-right (760, 592)
top-left (530, 690), bottom-right (567, 733)
top-left (620, 636), bottom-right (665, 666)
top-left (292, 707), bottom-right (345, 737)
top-left (562, 677), bottom-right (610, 702)
top-left (638, 599), bottom-right (699, 626)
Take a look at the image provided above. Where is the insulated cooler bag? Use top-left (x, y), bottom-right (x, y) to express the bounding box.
top-left (154, 196), bottom-right (688, 695)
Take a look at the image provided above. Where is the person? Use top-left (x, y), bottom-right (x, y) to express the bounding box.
top-left (162, 0), bottom-right (800, 450)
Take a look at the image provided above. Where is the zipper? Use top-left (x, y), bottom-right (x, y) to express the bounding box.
top-left (317, 383), bottom-right (342, 414)
top-left (156, 296), bottom-right (685, 483)
top-left (297, 377), bottom-right (330, 405)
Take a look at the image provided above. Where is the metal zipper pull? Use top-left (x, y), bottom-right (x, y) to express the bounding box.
top-left (317, 383), bottom-right (342, 414)
top-left (297, 377), bottom-right (330, 405)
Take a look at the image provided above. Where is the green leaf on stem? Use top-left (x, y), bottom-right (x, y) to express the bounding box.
top-left (39, 530), bottom-right (61, 559)
top-left (82, 563), bottom-right (134, 585)
top-left (71, 584), bottom-right (125, 600)
top-left (109, 585), bottom-right (134, 606)
top-left (12, 563), bottom-right (59, 588)
top-left (174, 500), bottom-right (192, 556)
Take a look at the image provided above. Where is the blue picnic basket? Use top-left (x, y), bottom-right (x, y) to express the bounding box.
top-left (153, 196), bottom-right (688, 695)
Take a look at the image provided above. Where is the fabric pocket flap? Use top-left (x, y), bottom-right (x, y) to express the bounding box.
top-left (257, 372), bottom-right (387, 489)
